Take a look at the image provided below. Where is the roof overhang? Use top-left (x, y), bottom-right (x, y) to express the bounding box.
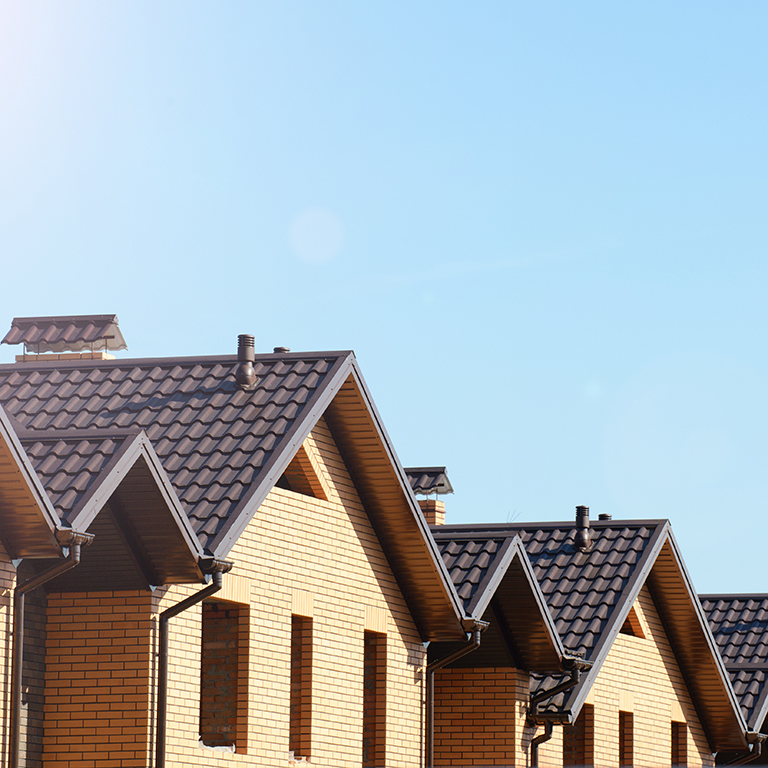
top-left (207, 354), bottom-right (467, 642)
top-left (0, 405), bottom-right (62, 559)
top-left (563, 525), bottom-right (748, 751)
top-left (28, 430), bottom-right (205, 591)
top-left (430, 534), bottom-right (565, 671)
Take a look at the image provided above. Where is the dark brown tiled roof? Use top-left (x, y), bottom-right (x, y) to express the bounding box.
top-left (437, 535), bottom-right (508, 613)
top-left (435, 521), bottom-right (660, 658)
top-left (0, 352), bottom-right (349, 552)
top-left (18, 431), bottom-right (132, 522)
top-left (2, 315), bottom-right (127, 353)
top-left (701, 594), bottom-right (768, 729)
top-left (405, 467), bottom-right (453, 495)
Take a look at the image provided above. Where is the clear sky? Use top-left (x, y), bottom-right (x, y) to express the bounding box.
top-left (1, 2), bottom-right (767, 593)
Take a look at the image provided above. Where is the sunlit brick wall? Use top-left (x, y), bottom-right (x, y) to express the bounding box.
top-left (42, 591), bottom-right (153, 768)
top-left (156, 417), bottom-right (428, 768)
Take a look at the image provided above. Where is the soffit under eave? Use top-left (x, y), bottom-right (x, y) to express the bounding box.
top-left (323, 372), bottom-right (466, 643)
top-left (488, 555), bottom-right (565, 671)
top-left (63, 448), bottom-right (204, 588)
top-left (0, 418), bottom-right (61, 559)
top-left (647, 538), bottom-right (748, 752)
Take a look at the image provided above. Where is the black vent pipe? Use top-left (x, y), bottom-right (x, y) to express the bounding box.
top-left (575, 505), bottom-right (591, 552)
top-left (10, 530), bottom-right (93, 768)
top-left (235, 334), bottom-right (257, 390)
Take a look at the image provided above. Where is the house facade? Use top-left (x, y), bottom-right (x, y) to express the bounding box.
top-left (0, 315), bottom-right (761, 767)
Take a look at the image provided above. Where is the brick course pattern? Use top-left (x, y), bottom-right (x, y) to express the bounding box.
top-left (43, 591), bottom-right (154, 768)
top-left (433, 667), bottom-right (529, 766)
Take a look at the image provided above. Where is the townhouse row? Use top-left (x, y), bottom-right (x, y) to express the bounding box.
top-left (0, 314), bottom-right (765, 768)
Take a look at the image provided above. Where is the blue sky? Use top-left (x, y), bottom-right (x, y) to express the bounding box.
top-left (1, 2), bottom-right (767, 592)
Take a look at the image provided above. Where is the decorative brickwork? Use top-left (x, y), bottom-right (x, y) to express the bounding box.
top-left (153, 417), bottom-right (427, 767)
top-left (563, 703), bottom-right (594, 766)
top-left (537, 586), bottom-right (715, 767)
top-left (290, 614), bottom-right (312, 759)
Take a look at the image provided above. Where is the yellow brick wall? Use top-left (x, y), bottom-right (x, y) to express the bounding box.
top-left (536, 585), bottom-right (715, 768)
top-left (42, 591), bottom-right (154, 768)
top-left (154, 417), bottom-right (427, 768)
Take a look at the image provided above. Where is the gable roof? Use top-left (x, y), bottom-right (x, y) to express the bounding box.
top-left (0, 348), bottom-right (467, 640)
top-left (431, 530), bottom-right (564, 671)
top-left (701, 594), bottom-right (768, 731)
top-left (435, 519), bottom-right (748, 751)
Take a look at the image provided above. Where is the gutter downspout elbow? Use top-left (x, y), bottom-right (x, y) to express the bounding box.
top-left (155, 560), bottom-right (232, 768)
top-left (425, 619), bottom-right (488, 768)
top-left (9, 530), bottom-right (93, 768)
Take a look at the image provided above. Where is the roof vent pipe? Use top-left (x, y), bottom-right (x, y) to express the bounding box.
top-left (235, 334), bottom-right (257, 390)
top-left (575, 505), bottom-right (591, 552)
top-left (598, 513), bottom-right (612, 521)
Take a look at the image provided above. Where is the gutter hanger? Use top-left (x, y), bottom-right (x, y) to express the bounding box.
top-left (727, 732), bottom-right (767, 766)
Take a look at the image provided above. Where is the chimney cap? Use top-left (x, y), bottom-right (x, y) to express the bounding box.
top-left (273, 346), bottom-right (291, 353)
top-left (598, 513), bottom-right (612, 521)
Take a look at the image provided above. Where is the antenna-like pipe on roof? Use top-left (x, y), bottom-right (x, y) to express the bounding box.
top-left (235, 334), bottom-right (257, 390)
top-left (575, 505), bottom-right (591, 552)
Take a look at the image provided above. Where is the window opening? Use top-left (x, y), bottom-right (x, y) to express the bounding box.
top-left (619, 711), bottom-right (633, 767)
top-left (290, 615), bottom-right (313, 760)
top-left (200, 600), bottom-right (248, 750)
top-left (563, 703), bottom-right (594, 766)
top-left (363, 631), bottom-right (386, 768)
top-left (672, 721), bottom-right (687, 766)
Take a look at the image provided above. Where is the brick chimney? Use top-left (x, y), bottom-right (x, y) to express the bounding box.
top-left (418, 499), bottom-right (446, 526)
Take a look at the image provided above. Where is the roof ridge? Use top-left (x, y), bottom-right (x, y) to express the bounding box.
top-left (0, 349), bottom-right (354, 371)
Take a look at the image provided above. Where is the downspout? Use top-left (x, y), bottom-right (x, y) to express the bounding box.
top-left (9, 529), bottom-right (93, 768)
top-left (528, 656), bottom-right (592, 768)
top-left (727, 732), bottom-right (767, 765)
top-left (155, 559), bottom-right (232, 768)
top-left (425, 618), bottom-right (488, 768)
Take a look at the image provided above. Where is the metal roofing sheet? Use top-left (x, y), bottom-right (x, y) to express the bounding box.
top-left (19, 432), bottom-right (129, 522)
top-left (0, 352), bottom-right (347, 552)
top-left (701, 594), bottom-right (768, 728)
top-left (435, 521), bottom-right (659, 658)
top-left (2, 315), bottom-right (127, 353)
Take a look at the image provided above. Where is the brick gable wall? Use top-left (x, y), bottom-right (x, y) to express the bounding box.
top-left (154, 417), bottom-right (427, 767)
top-left (536, 585), bottom-right (715, 767)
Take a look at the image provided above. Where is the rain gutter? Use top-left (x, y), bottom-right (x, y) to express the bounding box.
top-left (9, 529), bottom-right (93, 768)
top-left (155, 559), bottom-right (232, 768)
top-left (425, 618), bottom-right (488, 768)
top-left (728, 732), bottom-right (767, 765)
